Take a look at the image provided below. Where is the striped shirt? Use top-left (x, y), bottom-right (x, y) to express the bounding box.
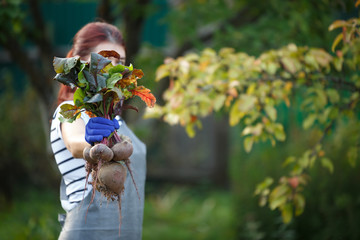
top-left (50, 101), bottom-right (93, 211)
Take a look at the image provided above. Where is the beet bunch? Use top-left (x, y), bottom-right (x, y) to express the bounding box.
top-left (82, 134), bottom-right (139, 235)
top-left (83, 134), bottom-right (135, 198)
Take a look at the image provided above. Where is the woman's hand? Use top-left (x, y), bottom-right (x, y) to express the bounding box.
top-left (85, 117), bottom-right (120, 145)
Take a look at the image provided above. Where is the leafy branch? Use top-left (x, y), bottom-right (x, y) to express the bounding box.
top-left (145, 4), bottom-right (360, 223)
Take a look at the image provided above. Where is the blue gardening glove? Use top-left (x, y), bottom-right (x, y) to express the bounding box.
top-left (85, 117), bottom-right (120, 144)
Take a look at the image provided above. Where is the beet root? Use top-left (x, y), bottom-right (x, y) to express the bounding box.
top-left (83, 146), bottom-right (97, 164)
top-left (98, 162), bottom-right (127, 195)
top-left (90, 143), bottom-right (114, 162)
top-left (111, 140), bottom-right (133, 161)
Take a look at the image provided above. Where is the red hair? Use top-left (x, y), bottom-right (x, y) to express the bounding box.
top-left (56, 22), bottom-right (125, 106)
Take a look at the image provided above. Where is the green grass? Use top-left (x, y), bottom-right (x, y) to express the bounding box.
top-left (143, 184), bottom-right (235, 240)
top-left (0, 188), bottom-right (63, 240)
top-left (0, 184), bottom-right (235, 240)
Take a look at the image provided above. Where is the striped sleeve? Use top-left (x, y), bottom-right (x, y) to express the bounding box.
top-left (50, 101), bottom-right (93, 212)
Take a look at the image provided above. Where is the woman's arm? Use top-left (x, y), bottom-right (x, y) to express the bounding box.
top-left (61, 118), bottom-right (90, 158)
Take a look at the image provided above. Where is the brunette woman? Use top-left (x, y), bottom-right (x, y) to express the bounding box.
top-left (50, 22), bottom-right (146, 240)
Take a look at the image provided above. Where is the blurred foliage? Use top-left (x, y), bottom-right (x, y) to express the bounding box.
top-left (0, 188), bottom-right (62, 240)
top-left (230, 107), bottom-right (360, 239)
top-left (0, 70), bottom-right (59, 203)
top-left (145, 1), bottom-right (360, 224)
top-left (164, 0), bottom-right (355, 55)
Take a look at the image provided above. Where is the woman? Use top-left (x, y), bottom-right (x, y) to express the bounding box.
top-left (50, 22), bottom-right (146, 240)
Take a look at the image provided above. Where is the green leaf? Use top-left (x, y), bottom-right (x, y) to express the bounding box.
top-left (333, 57), bottom-right (343, 71)
top-left (282, 156), bottom-right (296, 167)
top-left (303, 114), bottom-right (317, 130)
top-left (239, 94), bottom-right (257, 112)
top-left (281, 57), bottom-right (298, 74)
top-left (315, 88), bottom-right (328, 108)
top-left (326, 89), bottom-right (340, 104)
top-left (83, 69), bottom-right (97, 91)
top-left (77, 71), bottom-right (87, 88)
top-left (73, 88), bottom-right (85, 106)
top-left (294, 194), bottom-right (305, 216)
top-left (89, 52), bottom-right (112, 75)
top-left (96, 74), bottom-right (107, 91)
top-left (85, 93), bottom-right (103, 103)
top-left (108, 64), bottom-right (126, 75)
top-left (298, 151), bottom-right (311, 169)
top-left (53, 72), bottom-right (77, 87)
top-left (281, 203), bottom-right (293, 224)
top-left (347, 147), bottom-right (357, 167)
top-left (242, 123), bottom-right (263, 136)
top-left (244, 136), bottom-right (254, 153)
top-left (255, 177), bottom-right (274, 195)
top-left (106, 73), bottom-right (122, 89)
top-left (264, 105), bottom-right (277, 121)
top-left (213, 95), bottom-right (226, 111)
top-left (229, 100), bottom-right (244, 126)
top-left (274, 123), bottom-right (286, 141)
top-left (186, 124), bottom-right (196, 138)
top-left (59, 104), bottom-right (81, 120)
top-left (321, 157), bottom-right (334, 174)
top-left (270, 184), bottom-right (289, 200)
top-left (270, 195), bottom-right (287, 210)
top-left (126, 63), bottom-right (134, 72)
top-left (53, 56), bottom-right (80, 74)
top-left (112, 87), bottom-right (124, 100)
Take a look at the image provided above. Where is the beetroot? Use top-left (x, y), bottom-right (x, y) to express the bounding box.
top-left (83, 146), bottom-right (97, 164)
top-left (98, 162), bottom-right (127, 195)
top-left (90, 143), bottom-right (114, 162)
top-left (111, 139), bottom-right (133, 161)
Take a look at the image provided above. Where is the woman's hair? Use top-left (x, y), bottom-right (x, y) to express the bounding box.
top-left (56, 22), bottom-right (125, 106)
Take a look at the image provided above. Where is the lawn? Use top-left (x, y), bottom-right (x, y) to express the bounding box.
top-left (0, 184), bottom-right (235, 240)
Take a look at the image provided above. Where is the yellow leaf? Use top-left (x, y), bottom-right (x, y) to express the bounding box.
top-left (328, 20), bottom-right (348, 31)
top-left (185, 123), bottom-right (196, 138)
top-left (284, 82), bottom-right (293, 92)
top-left (229, 100), bottom-right (245, 126)
top-left (225, 95), bottom-right (234, 107)
top-left (331, 33), bottom-right (344, 52)
top-left (155, 64), bottom-right (170, 81)
top-left (281, 203), bottom-right (293, 224)
top-left (243, 136), bottom-right (254, 153)
top-left (270, 195), bottom-right (287, 210)
top-left (294, 194), bottom-right (305, 216)
top-left (213, 95), bottom-right (226, 111)
top-left (265, 105), bottom-right (277, 121)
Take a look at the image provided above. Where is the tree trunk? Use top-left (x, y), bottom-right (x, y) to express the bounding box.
top-left (97, 0), bottom-right (114, 23)
top-left (122, 0), bottom-right (150, 64)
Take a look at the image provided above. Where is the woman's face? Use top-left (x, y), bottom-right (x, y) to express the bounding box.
top-left (85, 41), bottom-right (126, 65)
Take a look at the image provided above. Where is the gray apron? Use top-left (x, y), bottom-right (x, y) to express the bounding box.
top-left (58, 121), bottom-right (146, 240)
